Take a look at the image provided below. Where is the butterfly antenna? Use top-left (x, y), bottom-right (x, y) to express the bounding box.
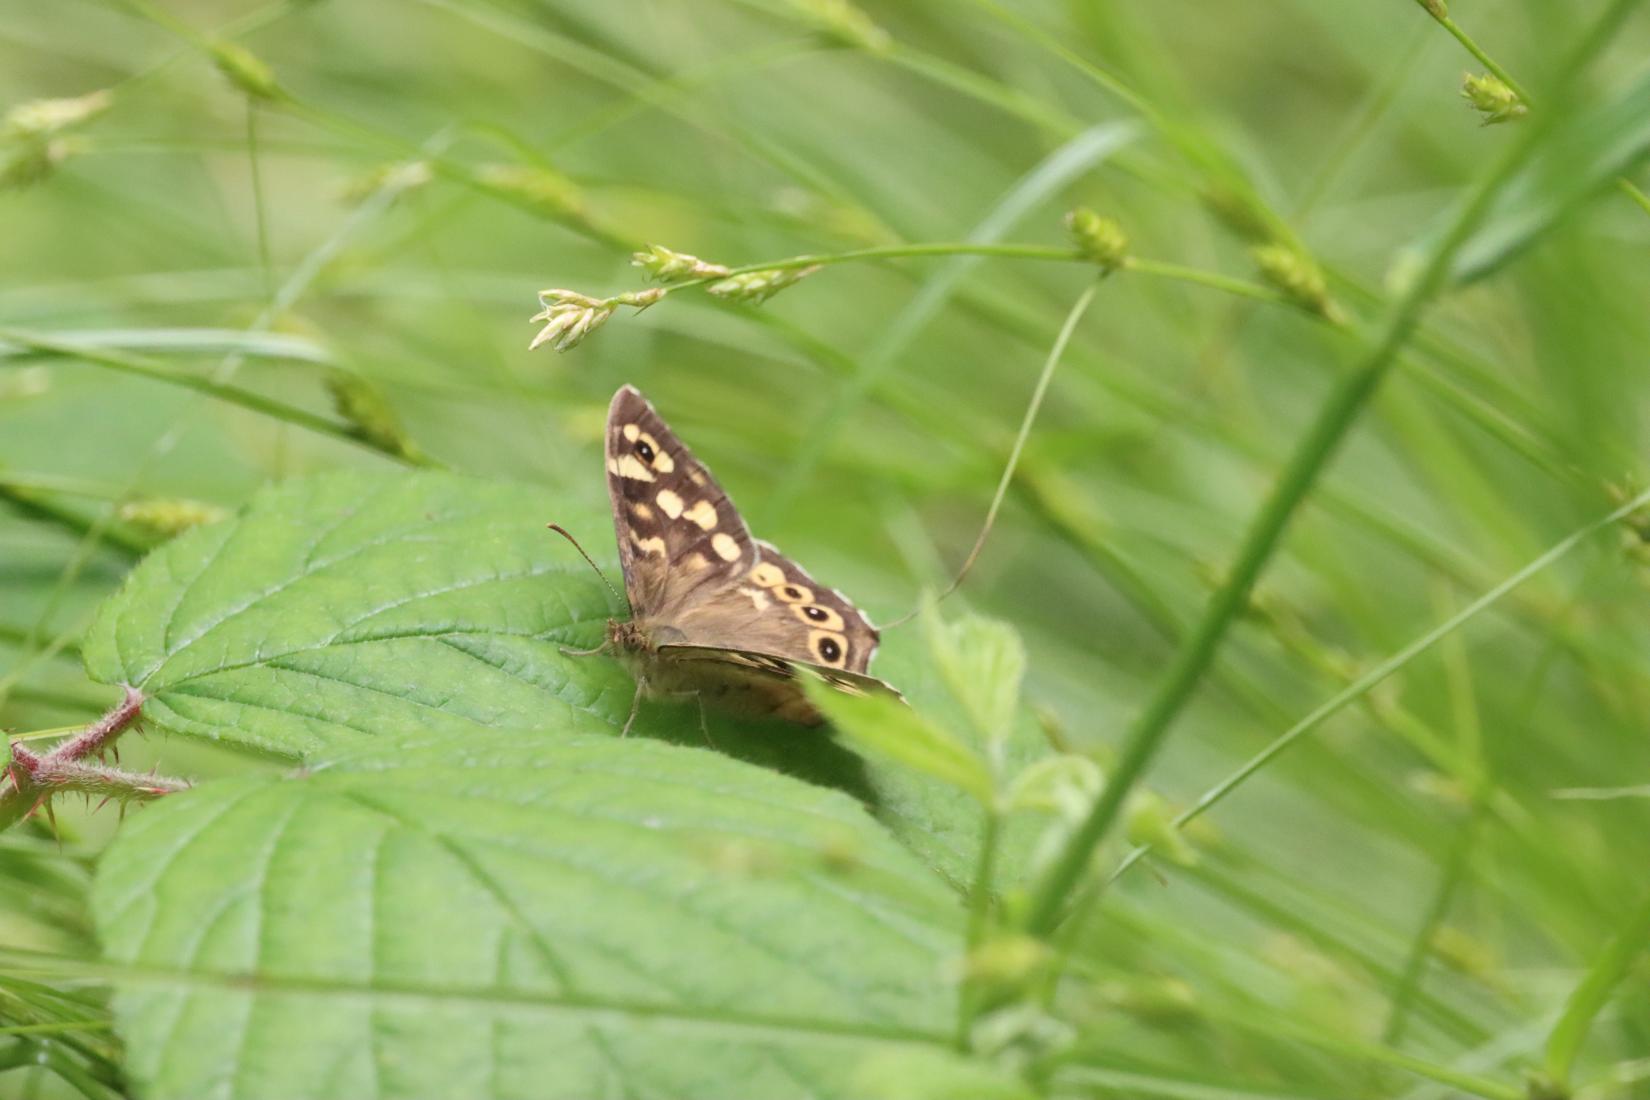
top-left (882, 281), bottom-right (1098, 630)
top-left (547, 523), bottom-right (622, 605)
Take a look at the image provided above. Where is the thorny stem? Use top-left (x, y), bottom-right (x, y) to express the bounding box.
top-left (1, 685), bottom-right (182, 831)
top-left (46, 684), bottom-right (143, 762)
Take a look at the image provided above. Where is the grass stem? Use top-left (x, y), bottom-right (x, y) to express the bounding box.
top-left (1016, 2), bottom-right (1616, 934)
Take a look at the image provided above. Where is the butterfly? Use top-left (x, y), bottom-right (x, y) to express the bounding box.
top-left (567, 384), bottom-right (898, 733)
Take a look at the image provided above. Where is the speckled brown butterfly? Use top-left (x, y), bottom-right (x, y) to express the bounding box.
top-left (561, 384), bottom-right (899, 733)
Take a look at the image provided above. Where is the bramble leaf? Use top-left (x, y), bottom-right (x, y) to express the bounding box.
top-left (94, 730), bottom-right (973, 1100)
top-left (81, 471), bottom-right (622, 759)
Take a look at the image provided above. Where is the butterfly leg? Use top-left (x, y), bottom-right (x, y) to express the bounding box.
top-left (620, 677), bottom-right (645, 738)
top-left (639, 689), bottom-right (717, 750)
top-left (693, 693), bottom-right (717, 751)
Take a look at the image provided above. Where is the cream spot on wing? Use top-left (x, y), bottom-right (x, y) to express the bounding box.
top-left (631, 534), bottom-right (666, 557)
top-left (712, 532), bottom-right (741, 561)
top-left (615, 454), bottom-right (655, 482)
top-left (630, 501), bottom-right (653, 521)
top-left (683, 553), bottom-right (710, 572)
top-left (809, 629), bottom-right (848, 668)
top-left (749, 561), bottom-right (785, 588)
top-left (682, 499), bottom-right (717, 529)
top-left (652, 449), bottom-right (675, 473)
top-left (622, 423), bottom-right (640, 442)
top-left (655, 489), bottom-right (683, 518)
top-left (774, 582), bottom-right (813, 605)
top-left (738, 586), bottom-right (771, 612)
top-left (606, 457), bottom-right (619, 475)
top-left (689, 470), bottom-right (707, 486)
top-left (792, 603), bottom-right (844, 630)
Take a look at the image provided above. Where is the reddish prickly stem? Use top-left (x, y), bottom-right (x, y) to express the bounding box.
top-left (1, 685), bottom-right (179, 830)
top-left (49, 684), bottom-right (144, 763)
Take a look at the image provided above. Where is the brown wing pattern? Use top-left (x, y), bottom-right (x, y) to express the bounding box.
top-left (668, 539), bottom-right (880, 675)
top-left (604, 385), bottom-right (882, 676)
top-left (604, 385), bottom-right (755, 621)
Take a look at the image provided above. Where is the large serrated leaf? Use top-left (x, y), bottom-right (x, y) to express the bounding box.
top-left (94, 732), bottom-right (969, 1100)
top-left (81, 471), bottom-right (623, 758)
top-left (79, 470), bottom-right (1029, 886)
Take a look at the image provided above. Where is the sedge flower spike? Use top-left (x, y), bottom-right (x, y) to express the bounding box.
top-left (1065, 207), bottom-right (1129, 272)
top-left (631, 244), bottom-right (730, 283)
top-left (1253, 243), bottom-right (1342, 321)
top-left (211, 41), bottom-right (282, 101)
top-left (529, 288), bottom-right (665, 352)
top-left (3, 89), bottom-right (111, 138)
top-left (1461, 73), bottom-right (1525, 125)
top-left (705, 265), bottom-right (820, 304)
top-left (789, 0), bottom-right (891, 55)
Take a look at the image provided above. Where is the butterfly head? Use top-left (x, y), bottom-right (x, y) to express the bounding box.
top-left (605, 615), bottom-right (687, 656)
top-left (606, 617), bottom-right (651, 655)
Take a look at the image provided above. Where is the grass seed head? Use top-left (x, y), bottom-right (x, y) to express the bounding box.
top-left (631, 244), bottom-right (731, 283)
top-left (1461, 72), bottom-right (1526, 125)
top-left (1253, 242), bottom-right (1341, 320)
top-left (789, 0), bottom-right (892, 55)
top-left (1065, 207), bottom-right (1129, 272)
top-left (118, 498), bottom-right (230, 539)
top-left (211, 41), bottom-right (282, 101)
top-left (706, 265), bottom-right (820, 304)
top-left (4, 89), bottom-right (111, 139)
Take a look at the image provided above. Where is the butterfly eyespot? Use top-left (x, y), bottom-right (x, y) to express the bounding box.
top-left (775, 583), bottom-right (813, 605)
top-left (794, 603), bottom-right (845, 631)
top-left (749, 562), bottom-right (785, 588)
top-left (809, 631), bottom-right (847, 667)
top-left (636, 440), bottom-right (655, 463)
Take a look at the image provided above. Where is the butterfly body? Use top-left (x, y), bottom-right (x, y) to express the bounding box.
top-left (589, 385), bottom-right (897, 727)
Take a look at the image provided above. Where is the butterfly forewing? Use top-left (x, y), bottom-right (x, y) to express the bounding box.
top-left (604, 385), bottom-right (755, 621)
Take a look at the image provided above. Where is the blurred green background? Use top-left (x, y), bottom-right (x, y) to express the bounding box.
top-left (3, 0), bottom-right (1650, 1097)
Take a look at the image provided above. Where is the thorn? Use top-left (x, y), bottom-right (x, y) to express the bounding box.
top-left (93, 796), bottom-right (112, 814)
top-left (43, 798), bottom-right (59, 845)
top-left (110, 744), bottom-right (120, 765)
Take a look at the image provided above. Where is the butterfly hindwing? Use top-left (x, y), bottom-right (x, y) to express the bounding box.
top-left (667, 538), bottom-right (880, 676)
top-left (652, 644), bottom-right (902, 726)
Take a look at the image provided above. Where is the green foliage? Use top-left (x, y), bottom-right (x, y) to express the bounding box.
top-left (4, 0), bottom-right (1650, 1097)
top-left (81, 473), bottom-right (618, 757)
top-left (95, 730), bottom-right (964, 1100)
top-left (805, 677), bottom-right (995, 805)
top-left (921, 604), bottom-right (1027, 749)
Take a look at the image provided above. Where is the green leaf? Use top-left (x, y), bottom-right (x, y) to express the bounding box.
top-left (1447, 68), bottom-right (1650, 285)
top-left (94, 731), bottom-right (968, 1100)
top-left (1544, 886), bottom-right (1650, 1086)
top-left (804, 678), bottom-right (994, 805)
top-left (81, 471), bottom-right (620, 759)
top-left (921, 604), bottom-right (1026, 747)
top-left (853, 1047), bottom-right (1038, 1100)
top-left (74, 469), bottom-right (1022, 885)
